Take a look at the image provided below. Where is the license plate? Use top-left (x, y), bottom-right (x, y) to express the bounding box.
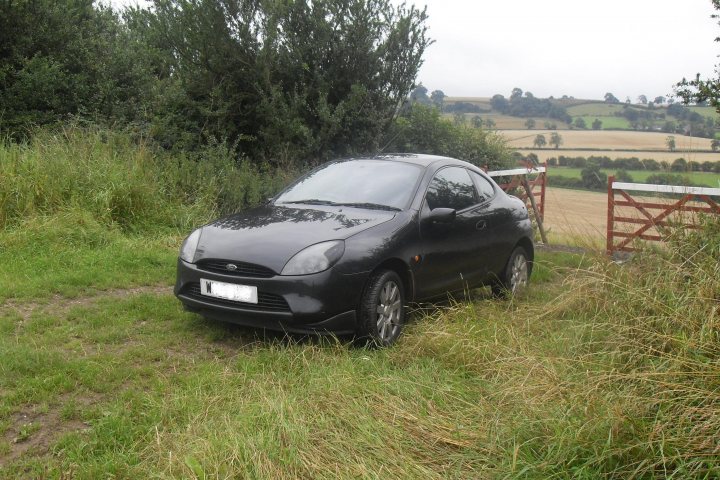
top-left (200, 278), bottom-right (258, 304)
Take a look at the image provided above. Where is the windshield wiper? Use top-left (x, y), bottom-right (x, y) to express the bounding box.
top-left (332, 202), bottom-right (401, 211)
top-left (282, 199), bottom-right (400, 211)
top-left (283, 199), bottom-right (339, 206)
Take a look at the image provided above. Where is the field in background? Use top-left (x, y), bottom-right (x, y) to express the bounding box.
top-left (502, 129), bottom-right (714, 150)
top-left (548, 167), bottom-right (720, 187)
top-left (542, 187), bottom-right (607, 241)
top-left (522, 148), bottom-right (720, 164)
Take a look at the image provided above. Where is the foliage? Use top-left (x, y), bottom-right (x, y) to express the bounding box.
top-left (489, 90), bottom-right (570, 123)
top-left (2, 0), bottom-right (431, 166)
top-left (580, 163), bottom-right (607, 190)
top-left (533, 134), bottom-right (547, 148)
top-left (549, 131), bottom-right (563, 149)
top-left (386, 105), bottom-right (510, 170)
top-left (0, 0), bottom-right (153, 137)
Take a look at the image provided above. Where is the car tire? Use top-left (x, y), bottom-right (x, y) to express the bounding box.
top-left (357, 270), bottom-right (405, 347)
top-left (492, 246), bottom-right (530, 298)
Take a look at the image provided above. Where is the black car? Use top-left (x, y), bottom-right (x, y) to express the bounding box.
top-left (175, 154), bottom-right (534, 345)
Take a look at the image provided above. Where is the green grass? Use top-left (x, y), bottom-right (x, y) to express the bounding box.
top-left (567, 103), bottom-right (628, 117)
top-left (549, 166), bottom-right (720, 187)
top-left (2, 128), bottom-right (719, 477)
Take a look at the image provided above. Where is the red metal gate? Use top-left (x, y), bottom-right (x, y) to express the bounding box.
top-left (606, 175), bottom-right (720, 255)
top-left (487, 163), bottom-right (547, 221)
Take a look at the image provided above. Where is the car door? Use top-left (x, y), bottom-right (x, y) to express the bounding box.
top-left (415, 166), bottom-right (486, 298)
top-left (466, 170), bottom-right (508, 279)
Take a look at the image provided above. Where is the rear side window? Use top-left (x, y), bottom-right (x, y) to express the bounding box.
top-left (425, 167), bottom-right (477, 211)
top-left (469, 171), bottom-right (496, 202)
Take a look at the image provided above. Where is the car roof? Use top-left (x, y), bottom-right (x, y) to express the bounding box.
top-left (347, 153), bottom-right (482, 170)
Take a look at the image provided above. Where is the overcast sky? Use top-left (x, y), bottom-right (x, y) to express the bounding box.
top-left (110, 0), bottom-right (720, 101)
top-left (413, 0), bottom-right (719, 100)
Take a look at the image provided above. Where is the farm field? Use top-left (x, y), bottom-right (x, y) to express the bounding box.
top-left (542, 187), bottom-right (607, 240)
top-left (548, 167), bottom-right (720, 187)
top-left (502, 129), bottom-right (714, 150)
top-left (521, 148), bottom-right (720, 164)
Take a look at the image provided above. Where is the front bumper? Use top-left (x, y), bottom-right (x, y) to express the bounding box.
top-left (174, 259), bottom-right (368, 335)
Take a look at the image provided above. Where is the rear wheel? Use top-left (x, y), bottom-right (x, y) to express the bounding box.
top-left (492, 247), bottom-right (530, 297)
top-left (357, 270), bottom-right (405, 346)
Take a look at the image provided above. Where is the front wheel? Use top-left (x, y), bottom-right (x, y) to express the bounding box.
top-left (357, 270), bottom-right (405, 347)
top-left (492, 246), bottom-right (530, 298)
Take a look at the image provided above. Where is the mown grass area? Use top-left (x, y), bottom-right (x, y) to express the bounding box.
top-left (549, 166), bottom-right (720, 187)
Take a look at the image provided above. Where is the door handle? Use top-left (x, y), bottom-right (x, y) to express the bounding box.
top-left (476, 220), bottom-right (487, 230)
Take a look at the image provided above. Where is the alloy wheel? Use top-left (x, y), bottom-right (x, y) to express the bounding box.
top-left (376, 280), bottom-right (402, 341)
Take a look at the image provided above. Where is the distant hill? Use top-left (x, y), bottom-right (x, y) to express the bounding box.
top-left (442, 96), bottom-right (720, 138)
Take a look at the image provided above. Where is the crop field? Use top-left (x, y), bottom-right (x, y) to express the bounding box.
top-left (566, 103), bottom-right (629, 117)
top-left (502, 129), bottom-right (714, 151)
top-left (522, 148), bottom-right (720, 164)
top-left (542, 187), bottom-right (607, 241)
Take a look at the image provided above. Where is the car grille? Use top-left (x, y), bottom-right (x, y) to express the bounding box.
top-left (181, 282), bottom-right (290, 312)
top-left (196, 259), bottom-right (275, 278)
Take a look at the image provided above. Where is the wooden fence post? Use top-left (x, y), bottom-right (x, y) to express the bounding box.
top-left (606, 176), bottom-right (615, 255)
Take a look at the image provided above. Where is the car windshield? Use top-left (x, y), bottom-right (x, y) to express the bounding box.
top-left (276, 160), bottom-right (424, 211)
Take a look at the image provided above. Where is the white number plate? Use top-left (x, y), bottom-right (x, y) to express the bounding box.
top-left (200, 278), bottom-right (258, 304)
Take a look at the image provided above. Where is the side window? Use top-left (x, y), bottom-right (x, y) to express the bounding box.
top-left (425, 167), bottom-right (478, 211)
top-left (469, 171), bottom-right (496, 202)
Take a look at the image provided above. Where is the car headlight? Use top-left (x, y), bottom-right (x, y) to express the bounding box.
top-left (179, 228), bottom-right (202, 263)
top-left (281, 240), bottom-right (345, 276)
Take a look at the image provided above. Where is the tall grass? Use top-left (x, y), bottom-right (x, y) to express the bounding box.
top-left (0, 127), bottom-right (296, 232)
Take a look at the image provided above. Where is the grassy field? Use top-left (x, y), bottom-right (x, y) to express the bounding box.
top-left (502, 129), bottom-right (715, 151)
top-left (2, 129), bottom-right (720, 478)
top-left (548, 167), bottom-right (720, 187)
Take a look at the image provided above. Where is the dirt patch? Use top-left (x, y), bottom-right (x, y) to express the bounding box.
top-left (0, 395), bottom-right (96, 467)
top-left (2, 284), bottom-right (171, 323)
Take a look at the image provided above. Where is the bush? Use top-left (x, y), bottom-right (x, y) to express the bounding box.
top-left (386, 105), bottom-right (510, 170)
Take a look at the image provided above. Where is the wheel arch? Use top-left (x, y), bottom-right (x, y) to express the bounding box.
top-left (369, 258), bottom-right (415, 302)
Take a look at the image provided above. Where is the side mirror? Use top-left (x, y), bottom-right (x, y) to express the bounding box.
top-left (427, 207), bottom-right (456, 223)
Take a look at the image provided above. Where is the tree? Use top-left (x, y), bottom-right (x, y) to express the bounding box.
top-left (125, 0), bottom-right (430, 159)
top-left (430, 90), bottom-right (446, 110)
top-left (490, 94), bottom-right (509, 113)
top-left (712, 139), bottom-right (720, 151)
top-left (574, 117), bottom-right (587, 129)
top-left (604, 92), bottom-right (620, 103)
top-left (666, 135), bottom-right (676, 152)
top-left (675, 2), bottom-right (720, 114)
top-left (484, 118), bottom-right (496, 129)
top-left (453, 112), bottom-right (466, 126)
top-left (524, 118), bottom-right (536, 129)
top-left (654, 96), bottom-right (666, 104)
top-left (637, 95), bottom-right (648, 105)
top-left (592, 118), bottom-right (603, 130)
top-left (581, 163), bottom-right (607, 190)
top-left (471, 115), bottom-right (483, 128)
top-left (549, 132), bottom-right (563, 149)
top-left (533, 134), bottom-right (547, 148)
top-left (411, 85), bottom-right (431, 105)
top-left (510, 87), bottom-right (523, 100)
top-left (671, 157), bottom-right (687, 171)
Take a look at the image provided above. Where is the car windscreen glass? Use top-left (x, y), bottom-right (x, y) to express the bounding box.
top-left (276, 160), bottom-right (424, 210)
